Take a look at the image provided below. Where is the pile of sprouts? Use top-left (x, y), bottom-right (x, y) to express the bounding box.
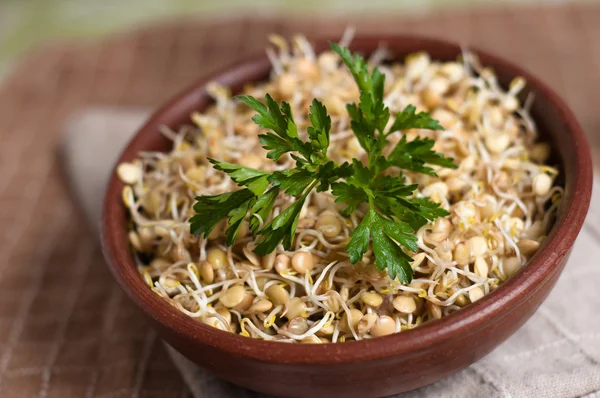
top-left (117, 33), bottom-right (561, 343)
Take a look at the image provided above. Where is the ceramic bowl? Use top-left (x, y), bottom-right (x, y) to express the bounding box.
top-left (102, 35), bottom-right (593, 397)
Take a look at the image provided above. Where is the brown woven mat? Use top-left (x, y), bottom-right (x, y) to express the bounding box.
top-left (0, 5), bottom-right (599, 397)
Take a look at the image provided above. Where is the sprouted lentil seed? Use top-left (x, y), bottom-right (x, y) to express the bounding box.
top-left (118, 33), bottom-right (561, 343)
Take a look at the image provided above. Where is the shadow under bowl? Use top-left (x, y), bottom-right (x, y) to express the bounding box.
top-left (101, 35), bottom-right (593, 397)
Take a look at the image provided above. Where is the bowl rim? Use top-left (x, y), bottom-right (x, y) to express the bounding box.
top-left (101, 34), bottom-right (593, 365)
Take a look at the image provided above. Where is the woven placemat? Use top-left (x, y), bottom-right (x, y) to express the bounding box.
top-left (0, 5), bottom-right (598, 397)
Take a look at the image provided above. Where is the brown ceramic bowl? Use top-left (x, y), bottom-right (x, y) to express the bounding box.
top-left (101, 35), bottom-right (593, 397)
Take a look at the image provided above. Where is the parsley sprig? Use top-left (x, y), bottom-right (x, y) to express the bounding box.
top-left (190, 43), bottom-right (457, 283)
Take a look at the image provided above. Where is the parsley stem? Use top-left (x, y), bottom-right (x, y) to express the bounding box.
top-left (368, 195), bottom-right (375, 209)
top-left (302, 179), bottom-right (319, 200)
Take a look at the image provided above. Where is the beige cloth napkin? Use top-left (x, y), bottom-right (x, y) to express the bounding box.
top-left (62, 107), bottom-right (600, 398)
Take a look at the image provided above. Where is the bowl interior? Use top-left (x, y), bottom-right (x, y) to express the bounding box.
top-left (102, 35), bottom-right (592, 365)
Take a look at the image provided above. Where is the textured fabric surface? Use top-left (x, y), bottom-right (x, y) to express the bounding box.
top-left (0, 5), bottom-right (599, 397)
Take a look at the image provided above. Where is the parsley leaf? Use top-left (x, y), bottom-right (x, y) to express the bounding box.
top-left (254, 191), bottom-right (311, 254)
top-left (249, 187), bottom-right (279, 234)
top-left (237, 94), bottom-right (310, 161)
top-left (330, 43), bottom-right (384, 105)
top-left (191, 44), bottom-right (458, 284)
top-left (388, 104), bottom-right (444, 134)
top-left (224, 201), bottom-right (251, 246)
top-left (307, 99), bottom-right (331, 153)
top-left (208, 158), bottom-right (270, 195)
top-left (372, 175), bottom-right (419, 198)
top-left (331, 44), bottom-right (454, 282)
top-left (347, 209), bottom-right (417, 281)
top-left (268, 169), bottom-right (315, 196)
top-left (331, 182), bottom-right (368, 215)
top-left (314, 161), bottom-right (353, 192)
top-left (392, 197), bottom-right (450, 230)
top-left (346, 102), bottom-right (378, 153)
top-left (258, 133), bottom-right (294, 161)
top-left (190, 189), bottom-right (255, 239)
top-left (237, 94), bottom-right (297, 139)
top-left (388, 135), bottom-right (457, 176)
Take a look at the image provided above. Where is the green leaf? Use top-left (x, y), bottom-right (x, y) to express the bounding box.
top-left (373, 175), bottom-right (418, 198)
top-left (347, 103), bottom-right (375, 153)
top-left (388, 135), bottom-right (457, 176)
top-left (348, 159), bottom-right (372, 188)
top-left (289, 138), bottom-right (315, 162)
top-left (331, 182), bottom-right (368, 216)
top-left (279, 101), bottom-right (299, 138)
top-left (371, 67), bottom-right (385, 104)
top-left (331, 43), bottom-right (387, 124)
top-left (208, 159), bottom-right (267, 182)
top-left (238, 94), bottom-right (301, 161)
top-left (330, 43), bottom-right (379, 100)
top-left (371, 224), bottom-right (414, 282)
top-left (409, 198), bottom-right (450, 220)
top-left (333, 42), bottom-right (389, 155)
top-left (388, 105), bottom-right (444, 134)
top-left (345, 209), bottom-right (416, 283)
top-left (358, 90), bottom-right (389, 134)
top-left (253, 226), bottom-right (288, 255)
top-left (241, 93), bottom-right (314, 163)
top-left (346, 210), bottom-right (373, 263)
top-left (208, 158), bottom-right (269, 196)
top-left (392, 197), bottom-right (450, 230)
top-left (307, 99), bottom-right (331, 153)
top-left (315, 161), bottom-right (353, 192)
top-left (225, 201), bottom-right (251, 246)
top-left (268, 169), bottom-right (315, 196)
top-left (249, 187), bottom-right (279, 234)
top-left (332, 160), bottom-right (376, 213)
top-left (237, 94), bottom-right (295, 139)
top-left (258, 133), bottom-right (293, 161)
top-left (190, 189), bottom-right (255, 238)
top-left (379, 216), bottom-right (418, 253)
top-left (254, 197), bottom-right (306, 254)
top-left (236, 95), bottom-right (280, 133)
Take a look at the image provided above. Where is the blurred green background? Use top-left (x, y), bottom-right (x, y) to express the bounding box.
top-left (0, 0), bottom-right (596, 79)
